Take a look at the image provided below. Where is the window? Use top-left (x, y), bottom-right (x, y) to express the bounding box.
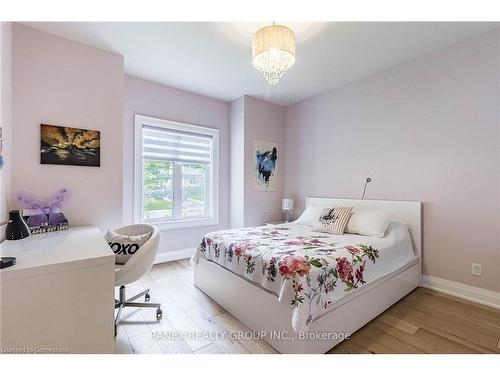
top-left (134, 115), bottom-right (219, 229)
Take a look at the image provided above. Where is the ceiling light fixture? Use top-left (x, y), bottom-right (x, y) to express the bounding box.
top-left (252, 23), bottom-right (296, 85)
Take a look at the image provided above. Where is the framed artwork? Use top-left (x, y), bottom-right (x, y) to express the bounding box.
top-left (40, 124), bottom-right (100, 167)
top-left (253, 140), bottom-right (278, 191)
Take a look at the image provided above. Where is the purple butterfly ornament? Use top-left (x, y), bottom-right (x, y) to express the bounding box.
top-left (15, 188), bottom-right (71, 227)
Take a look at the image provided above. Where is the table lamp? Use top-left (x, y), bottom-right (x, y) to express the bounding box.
top-left (282, 198), bottom-right (295, 222)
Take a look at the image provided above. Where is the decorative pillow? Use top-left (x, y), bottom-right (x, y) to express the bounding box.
top-left (105, 230), bottom-right (152, 265)
top-left (346, 211), bottom-right (392, 238)
top-left (312, 207), bottom-right (353, 235)
top-left (294, 205), bottom-right (325, 227)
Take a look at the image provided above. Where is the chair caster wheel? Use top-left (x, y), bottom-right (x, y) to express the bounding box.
top-left (156, 308), bottom-right (162, 320)
top-left (145, 293), bottom-right (150, 302)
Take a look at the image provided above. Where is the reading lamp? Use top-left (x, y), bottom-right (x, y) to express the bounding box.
top-left (361, 177), bottom-right (372, 200)
top-left (282, 198), bottom-right (295, 222)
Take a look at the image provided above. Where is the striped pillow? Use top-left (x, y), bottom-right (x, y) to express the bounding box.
top-left (312, 207), bottom-right (353, 235)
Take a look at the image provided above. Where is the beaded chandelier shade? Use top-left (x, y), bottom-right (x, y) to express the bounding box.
top-left (252, 24), bottom-right (296, 85)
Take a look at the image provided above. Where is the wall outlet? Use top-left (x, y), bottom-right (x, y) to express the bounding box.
top-left (472, 263), bottom-right (482, 277)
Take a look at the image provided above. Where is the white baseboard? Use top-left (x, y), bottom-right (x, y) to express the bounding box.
top-left (154, 248), bottom-right (195, 264)
top-left (422, 274), bottom-right (500, 309)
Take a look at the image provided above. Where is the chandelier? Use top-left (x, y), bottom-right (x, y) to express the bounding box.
top-left (252, 23), bottom-right (296, 85)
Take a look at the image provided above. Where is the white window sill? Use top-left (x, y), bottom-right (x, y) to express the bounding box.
top-left (145, 217), bottom-right (219, 231)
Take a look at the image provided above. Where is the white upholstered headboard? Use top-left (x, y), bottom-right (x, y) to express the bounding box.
top-left (305, 197), bottom-right (422, 259)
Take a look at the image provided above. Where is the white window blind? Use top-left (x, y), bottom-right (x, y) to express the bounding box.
top-left (134, 115), bottom-right (219, 230)
top-left (142, 125), bottom-right (212, 164)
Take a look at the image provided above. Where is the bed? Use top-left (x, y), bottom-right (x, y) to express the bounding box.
top-left (192, 198), bottom-right (421, 353)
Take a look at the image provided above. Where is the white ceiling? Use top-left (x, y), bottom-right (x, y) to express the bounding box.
top-left (23, 22), bottom-right (498, 106)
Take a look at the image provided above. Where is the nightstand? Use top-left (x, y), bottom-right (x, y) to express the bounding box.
top-left (265, 220), bottom-right (287, 226)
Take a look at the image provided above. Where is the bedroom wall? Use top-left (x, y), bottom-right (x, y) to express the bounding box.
top-left (243, 96), bottom-right (285, 226)
top-left (123, 75), bottom-right (230, 255)
top-left (284, 28), bottom-right (500, 292)
top-left (229, 95), bottom-right (286, 228)
top-left (0, 22), bottom-right (12, 228)
top-left (11, 24), bottom-right (124, 231)
top-left (229, 96), bottom-right (245, 228)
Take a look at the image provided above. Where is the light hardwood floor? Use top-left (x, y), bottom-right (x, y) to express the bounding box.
top-left (115, 259), bottom-right (500, 354)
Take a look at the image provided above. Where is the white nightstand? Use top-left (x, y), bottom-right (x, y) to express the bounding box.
top-left (265, 220), bottom-right (287, 226)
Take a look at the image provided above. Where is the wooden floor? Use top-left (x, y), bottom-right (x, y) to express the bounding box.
top-left (115, 259), bottom-right (500, 354)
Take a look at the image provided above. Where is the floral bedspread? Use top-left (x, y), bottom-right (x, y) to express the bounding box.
top-left (193, 225), bottom-right (380, 332)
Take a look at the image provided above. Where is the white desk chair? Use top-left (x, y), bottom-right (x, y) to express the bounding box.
top-left (114, 224), bottom-right (162, 337)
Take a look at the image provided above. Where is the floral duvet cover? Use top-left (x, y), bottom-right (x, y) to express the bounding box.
top-left (193, 222), bottom-right (413, 332)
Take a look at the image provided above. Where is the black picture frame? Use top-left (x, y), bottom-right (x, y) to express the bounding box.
top-left (40, 124), bottom-right (101, 167)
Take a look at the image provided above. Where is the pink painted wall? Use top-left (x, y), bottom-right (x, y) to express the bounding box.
top-left (0, 22), bottom-right (12, 226)
top-left (123, 75), bottom-right (230, 253)
top-left (229, 96), bottom-right (285, 228)
top-left (243, 96), bottom-right (285, 226)
top-left (284, 29), bottom-right (500, 292)
top-left (11, 24), bottom-right (124, 230)
top-left (229, 96), bottom-right (245, 228)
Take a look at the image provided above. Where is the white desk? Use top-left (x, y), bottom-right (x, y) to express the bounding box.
top-left (0, 227), bottom-right (115, 353)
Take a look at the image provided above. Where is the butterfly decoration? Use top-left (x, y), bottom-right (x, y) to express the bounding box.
top-left (15, 188), bottom-right (71, 228)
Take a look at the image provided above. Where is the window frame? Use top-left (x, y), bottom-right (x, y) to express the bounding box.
top-left (134, 115), bottom-right (219, 230)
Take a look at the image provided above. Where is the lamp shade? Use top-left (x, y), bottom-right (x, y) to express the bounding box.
top-left (4, 210), bottom-right (30, 240)
top-left (282, 198), bottom-right (294, 211)
top-left (252, 24), bottom-right (296, 85)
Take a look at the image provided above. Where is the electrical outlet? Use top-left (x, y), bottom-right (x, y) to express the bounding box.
top-left (472, 263), bottom-right (482, 277)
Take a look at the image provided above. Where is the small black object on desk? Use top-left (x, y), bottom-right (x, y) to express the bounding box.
top-left (4, 209), bottom-right (30, 240)
top-left (0, 257), bottom-right (16, 269)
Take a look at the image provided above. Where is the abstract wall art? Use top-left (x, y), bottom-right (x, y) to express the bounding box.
top-left (253, 140), bottom-right (278, 191)
top-left (40, 124), bottom-right (100, 167)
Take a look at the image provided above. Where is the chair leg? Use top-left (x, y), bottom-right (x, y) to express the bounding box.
top-left (124, 301), bottom-right (163, 320)
top-left (114, 286), bottom-right (163, 334)
top-left (124, 301), bottom-right (160, 309)
top-left (119, 285), bottom-right (126, 303)
top-left (126, 289), bottom-right (149, 302)
top-left (114, 304), bottom-right (123, 337)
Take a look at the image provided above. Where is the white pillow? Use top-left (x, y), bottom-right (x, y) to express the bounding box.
top-left (294, 205), bottom-right (325, 227)
top-left (346, 211), bottom-right (392, 238)
top-left (105, 230), bottom-right (152, 265)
